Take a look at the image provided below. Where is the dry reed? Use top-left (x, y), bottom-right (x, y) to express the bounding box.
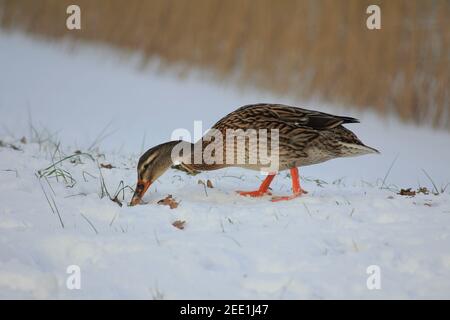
top-left (1, 0), bottom-right (448, 127)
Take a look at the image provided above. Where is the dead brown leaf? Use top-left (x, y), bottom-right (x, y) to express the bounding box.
top-left (20, 137), bottom-right (27, 144)
top-left (157, 195), bottom-right (179, 209)
top-left (417, 187), bottom-right (430, 195)
top-left (172, 220), bottom-right (186, 230)
top-left (398, 188), bottom-right (416, 196)
top-left (100, 163), bottom-right (114, 169)
top-left (398, 187), bottom-right (431, 197)
top-left (198, 179), bottom-right (214, 188)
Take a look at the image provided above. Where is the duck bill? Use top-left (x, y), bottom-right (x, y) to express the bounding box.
top-left (130, 180), bottom-right (151, 206)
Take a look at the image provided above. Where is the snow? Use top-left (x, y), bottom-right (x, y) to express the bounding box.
top-left (1, 31), bottom-right (450, 299)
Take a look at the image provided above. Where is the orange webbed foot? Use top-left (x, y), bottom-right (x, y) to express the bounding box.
top-left (236, 174), bottom-right (275, 198)
top-left (236, 190), bottom-right (272, 198)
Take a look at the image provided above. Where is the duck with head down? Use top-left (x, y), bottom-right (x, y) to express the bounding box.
top-left (131, 141), bottom-right (181, 206)
top-left (130, 103), bottom-right (379, 206)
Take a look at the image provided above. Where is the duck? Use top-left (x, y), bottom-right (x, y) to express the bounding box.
top-left (130, 103), bottom-right (379, 205)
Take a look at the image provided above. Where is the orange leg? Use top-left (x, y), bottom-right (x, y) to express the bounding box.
top-left (271, 167), bottom-right (308, 202)
top-left (237, 174), bottom-right (275, 197)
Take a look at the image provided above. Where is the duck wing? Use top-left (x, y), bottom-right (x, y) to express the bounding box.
top-left (211, 103), bottom-right (360, 158)
top-left (213, 103), bottom-right (359, 131)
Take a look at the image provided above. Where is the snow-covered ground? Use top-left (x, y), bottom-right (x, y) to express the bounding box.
top-left (1, 31), bottom-right (450, 299)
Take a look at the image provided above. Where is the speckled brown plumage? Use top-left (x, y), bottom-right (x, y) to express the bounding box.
top-left (131, 103), bottom-right (379, 205)
top-left (188, 103), bottom-right (378, 171)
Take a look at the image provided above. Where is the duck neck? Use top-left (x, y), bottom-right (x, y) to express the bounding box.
top-left (167, 140), bottom-right (213, 172)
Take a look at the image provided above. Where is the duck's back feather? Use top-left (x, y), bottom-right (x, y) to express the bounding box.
top-left (212, 103), bottom-right (359, 131)
top-left (194, 103), bottom-right (378, 171)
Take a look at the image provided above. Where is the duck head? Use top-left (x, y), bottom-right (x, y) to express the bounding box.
top-left (130, 141), bottom-right (181, 206)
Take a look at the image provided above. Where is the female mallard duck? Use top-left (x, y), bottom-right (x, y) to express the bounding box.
top-left (130, 103), bottom-right (378, 205)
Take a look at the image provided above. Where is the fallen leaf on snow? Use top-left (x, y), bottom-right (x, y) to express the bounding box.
top-left (101, 163), bottom-right (114, 169)
top-left (198, 179), bottom-right (214, 188)
top-left (157, 195), bottom-right (179, 209)
top-left (398, 188), bottom-right (416, 196)
top-left (172, 220), bottom-right (186, 230)
top-left (417, 187), bottom-right (430, 195)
